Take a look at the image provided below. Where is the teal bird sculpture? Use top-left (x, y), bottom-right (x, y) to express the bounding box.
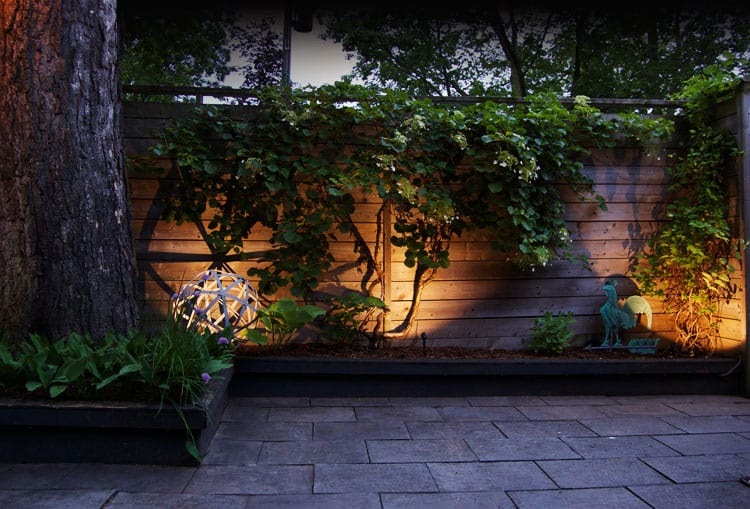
top-left (600, 281), bottom-right (652, 347)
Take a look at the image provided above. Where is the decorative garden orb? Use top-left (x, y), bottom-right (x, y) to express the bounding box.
top-left (171, 269), bottom-right (260, 338)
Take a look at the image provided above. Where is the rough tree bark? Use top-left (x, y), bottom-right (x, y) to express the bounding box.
top-left (0, 1), bottom-right (139, 341)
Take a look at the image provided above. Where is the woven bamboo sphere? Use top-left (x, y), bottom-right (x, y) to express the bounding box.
top-left (172, 269), bottom-right (259, 338)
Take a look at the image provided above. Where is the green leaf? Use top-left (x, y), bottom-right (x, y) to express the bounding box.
top-left (59, 357), bottom-right (88, 382)
top-left (49, 385), bottom-right (67, 398)
top-left (25, 381), bottom-right (42, 392)
top-left (185, 439), bottom-right (201, 462)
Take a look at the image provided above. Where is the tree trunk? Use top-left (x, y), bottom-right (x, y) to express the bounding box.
top-left (487, 8), bottom-right (527, 98)
top-left (0, 1), bottom-right (139, 341)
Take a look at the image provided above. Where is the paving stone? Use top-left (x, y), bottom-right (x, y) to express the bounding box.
top-left (662, 415), bottom-right (750, 433)
top-left (406, 421), bottom-right (504, 439)
top-left (437, 405), bottom-right (527, 421)
top-left (185, 465), bottom-right (313, 495)
top-left (258, 439), bottom-right (368, 464)
top-left (466, 437), bottom-right (580, 461)
top-left (219, 404), bottom-right (269, 423)
top-left (495, 420), bottom-right (598, 438)
top-left (314, 463), bottom-right (438, 493)
top-left (354, 405), bottom-right (443, 421)
top-left (267, 406), bottom-right (356, 422)
top-left (4, 394), bottom-right (749, 507)
top-left (561, 436), bottom-right (679, 458)
top-left (536, 458), bottom-right (671, 488)
top-left (381, 491), bottom-right (515, 508)
top-left (312, 397), bottom-right (391, 406)
top-left (229, 397), bottom-right (310, 407)
top-left (653, 432), bottom-right (750, 455)
top-left (596, 402), bottom-right (685, 417)
top-left (642, 453), bottom-right (750, 483)
top-left (388, 397), bottom-right (470, 406)
top-left (541, 395), bottom-right (616, 406)
top-left (467, 396), bottom-right (547, 406)
top-left (314, 421), bottom-right (410, 440)
top-left (0, 489), bottom-right (115, 509)
top-left (367, 439), bottom-right (477, 462)
top-left (508, 487), bottom-right (650, 509)
top-left (201, 437), bottom-right (263, 465)
top-left (629, 481), bottom-right (750, 509)
top-left (247, 493), bottom-right (382, 508)
top-left (216, 421), bottom-right (312, 441)
top-left (666, 401), bottom-right (750, 416)
top-left (427, 461), bottom-right (556, 491)
top-left (107, 492), bottom-right (250, 508)
top-left (61, 464), bottom-right (196, 492)
top-left (579, 416), bottom-right (684, 436)
top-left (0, 463), bottom-right (72, 489)
top-left (517, 405), bottom-right (608, 420)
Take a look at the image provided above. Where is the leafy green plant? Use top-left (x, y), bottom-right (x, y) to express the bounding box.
top-left (633, 64), bottom-right (745, 356)
top-left (142, 82), bottom-right (674, 341)
top-left (319, 292), bottom-right (387, 345)
top-left (0, 310), bottom-right (235, 462)
top-left (529, 311), bottom-right (576, 355)
top-left (0, 332), bottom-right (139, 399)
top-left (244, 298), bottom-right (326, 348)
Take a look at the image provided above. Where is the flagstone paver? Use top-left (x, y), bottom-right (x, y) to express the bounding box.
top-left (1, 393), bottom-right (749, 507)
top-left (405, 420), bottom-right (505, 439)
top-left (366, 438), bottom-right (477, 462)
top-left (465, 437), bottom-right (581, 461)
top-left (536, 458), bottom-right (672, 488)
top-left (258, 439), bottom-right (368, 464)
top-left (0, 489), bottom-right (115, 509)
top-left (517, 404), bottom-right (609, 420)
top-left (508, 487), bottom-right (651, 509)
top-left (427, 461), bottom-right (557, 491)
top-left (652, 432), bottom-right (750, 455)
top-left (106, 492), bottom-right (251, 509)
top-left (494, 419), bottom-right (597, 438)
top-left (662, 415), bottom-right (750, 433)
top-left (629, 481), bottom-right (750, 509)
top-left (380, 491), bottom-right (516, 508)
top-left (185, 465), bottom-right (313, 495)
top-left (246, 493), bottom-right (382, 508)
top-left (437, 405), bottom-right (527, 421)
top-left (641, 453), bottom-right (750, 483)
top-left (354, 405), bottom-right (443, 421)
top-left (314, 463), bottom-right (438, 493)
top-left (267, 406), bottom-right (356, 422)
top-left (579, 416), bottom-right (685, 436)
top-left (561, 435), bottom-right (680, 458)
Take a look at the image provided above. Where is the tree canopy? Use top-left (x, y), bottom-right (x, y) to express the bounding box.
top-left (119, 5), bottom-right (750, 99)
top-left (320, 6), bottom-right (750, 98)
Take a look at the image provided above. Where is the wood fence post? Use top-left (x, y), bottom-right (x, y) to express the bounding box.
top-left (737, 78), bottom-right (750, 395)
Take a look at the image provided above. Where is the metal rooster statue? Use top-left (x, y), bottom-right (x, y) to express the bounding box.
top-left (599, 279), bottom-right (652, 348)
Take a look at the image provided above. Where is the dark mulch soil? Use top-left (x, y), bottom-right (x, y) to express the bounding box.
top-left (233, 341), bottom-right (711, 361)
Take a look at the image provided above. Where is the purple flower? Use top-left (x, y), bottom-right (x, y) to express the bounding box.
top-left (193, 290), bottom-right (201, 297)
top-left (201, 373), bottom-right (211, 384)
top-left (171, 292), bottom-right (179, 299)
top-left (194, 307), bottom-right (203, 314)
top-left (217, 336), bottom-right (229, 345)
top-left (201, 273), bottom-right (211, 281)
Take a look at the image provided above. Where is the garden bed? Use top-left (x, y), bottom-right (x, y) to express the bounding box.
top-left (230, 345), bottom-right (743, 397)
top-left (0, 367), bottom-right (232, 466)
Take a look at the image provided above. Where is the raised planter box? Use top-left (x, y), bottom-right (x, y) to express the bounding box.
top-left (230, 357), bottom-right (742, 397)
top-left (0, 367), bottom-right (232, 466)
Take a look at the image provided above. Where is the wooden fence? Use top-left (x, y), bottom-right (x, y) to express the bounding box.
top-left (123, 85), bottom-right (749, 353)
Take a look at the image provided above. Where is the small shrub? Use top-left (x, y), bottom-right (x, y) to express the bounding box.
top-left (530, 311), bottom-right (575, 355)
top-left (0, 310), bottom-right (236, 462)
top-left (319, 292), bottom-right (387, 345)
top-left (244, 298), bottom-right (326, 347)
